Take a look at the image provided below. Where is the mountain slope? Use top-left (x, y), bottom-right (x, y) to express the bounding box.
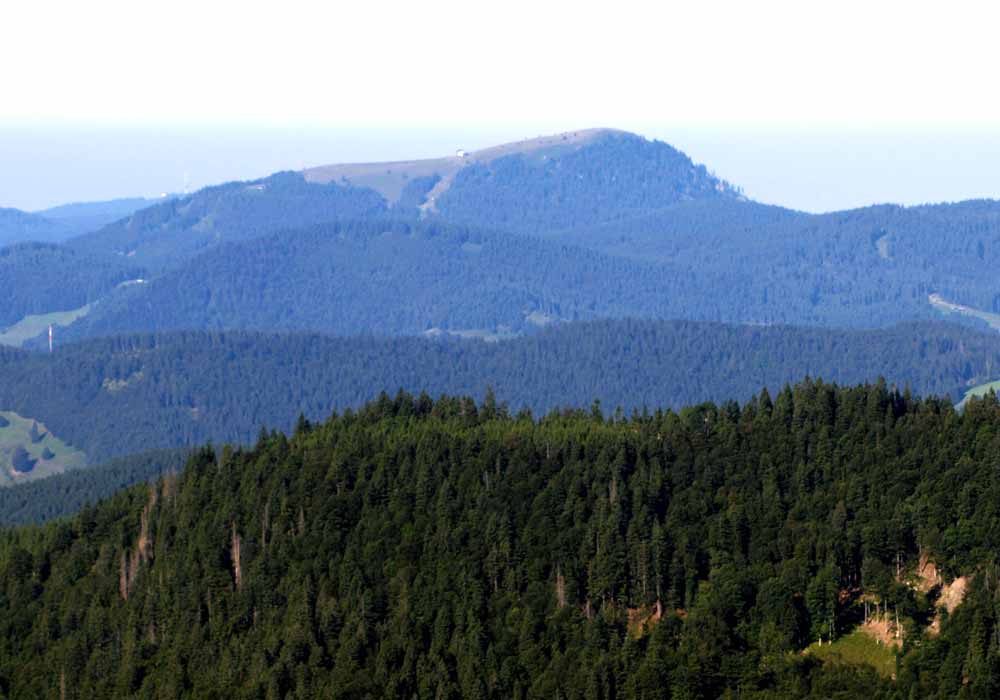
top-left (62, 219), bottom-right (697, 339)
top-left (303, 128), bottom-right (631, 203)
top-left (0, 242), bottom-right (144, 329)
top-left (1, 384), bottom-right (998, 697)
top-left (68, 130), bottom-right (737, 273)
top-left (68, 172), bottom-right (389, 271)
top-left (1, 320), bottom-right (996, 463)
top-left (36, 196), bottom-right (167, 237)
top-left (15, 129), bottom-right (1000, 338)
top-left (0, 448), bottom-right (189, 526)
top-left (432, 130), bottom-right (740, 233)
top-left (64, 202), bottom-right (997, 341)
top-left (306, 128), bottom-right (741, 230)
top-left (0, 207), bottom-right (71, 246)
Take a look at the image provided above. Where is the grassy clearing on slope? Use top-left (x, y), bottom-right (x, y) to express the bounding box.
top-left (929, 293), bottom-right (1000, 331)
top-left (957, 379), bottom-right (1000, 410)
top-left (805, 629), bottom-right (897, 679)
top-left (0, 304), bottom-right (91, 347)
top-left (0, 411), bottom-right (87, 486)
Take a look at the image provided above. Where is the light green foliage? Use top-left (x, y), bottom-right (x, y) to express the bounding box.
top-left (0, 304), bottom-right (90, 347)
top-left (957, 379), bottom-right (1000, 410)
top-left (806, 630), bottom-right (897, 679)
top-left (0, 410), bottom-right (86, 485)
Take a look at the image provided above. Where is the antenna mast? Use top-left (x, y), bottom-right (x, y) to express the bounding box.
top-left (48, 324), bottom-right (54, 353)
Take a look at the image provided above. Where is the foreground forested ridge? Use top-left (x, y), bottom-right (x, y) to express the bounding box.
top-left (4, 383), bottom-right (1000, 698)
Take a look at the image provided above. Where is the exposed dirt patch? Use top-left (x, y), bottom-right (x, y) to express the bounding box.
top-left (939, 576), bottom-right (968, 614)
top-left (627, 602), bottom-right (663, 638)
top-left (928, 574), bottom-right (970, 636)
top-left (860, 616), bottom-right (902, 648)
top-left (915, 551), bottom-right (943, 592)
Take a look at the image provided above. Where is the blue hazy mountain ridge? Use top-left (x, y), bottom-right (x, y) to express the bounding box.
top-left (67, 131), bottom-right (736, 272)
top-left (36, 196), bottom-right (167, 238)
top-left (0, 207), bottom-right (72, 246)
top-left (429, 130), bottom-right (741, 233)
top-left (6, 128), bottom-right (1000, 341)
top-left (0, 197), bottom-right (158, 247)
top-left (60, 219), bottom-right (701, 338)
top-left (0, 319), bottom-right (994, 464)
top-left (67, 172), bottom-right (389, 272)
top-left (55, 198), bottom-right (1000, 337)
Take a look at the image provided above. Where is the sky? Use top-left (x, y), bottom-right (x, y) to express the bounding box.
top-left (2, 0), bottom-right (999, 211)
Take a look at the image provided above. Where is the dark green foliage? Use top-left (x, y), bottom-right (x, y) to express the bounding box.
top-left (2, 384), bottom-right (1000, 697)
top-left (0, 415), bottom-right (8, 428)
top-left (0, 242), bottom-right (144, 327)
top-left (28, 422), bottom-right (44, 444)
top-left (0, 449), bottom-right (189, 526)
top-left (1, 320), bottom-right (997, 464)
top-left (40, 447), bottom-right (54, 460)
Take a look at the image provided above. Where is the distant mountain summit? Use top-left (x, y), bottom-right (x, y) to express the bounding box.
top-left (303, 128), bottom-right (631, 203)
top-left (16, 128), bottom-right (1000, 347)
top-left (306, 128), bottom-right (742, 232)
top-left (69, 129), bottom-right (740, 271)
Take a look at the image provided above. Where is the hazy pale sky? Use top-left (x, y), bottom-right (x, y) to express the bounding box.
top-left (2, 1), bottom-right (999, 211)
top-left (6, 0), bottom-right (1000, 128)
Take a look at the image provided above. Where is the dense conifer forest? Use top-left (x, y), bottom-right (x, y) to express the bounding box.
top-left (67, 172), bottom-right (390, 271)
top-left (0, 243), bottom-right (143, 327)
top-left (432, 132), bottom-right (739, 233)
top-left (0, 320), bottom-right (996, 466)
top-left (3, 384), bottom-right (1000, 698)
top-left (0, 449), bottom-right (189, 526)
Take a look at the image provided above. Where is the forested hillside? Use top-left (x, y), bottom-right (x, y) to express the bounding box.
top-left (36, 197), bottom-right (164, 238)
top-left (0, 208), bottom-right (71, 246)
top-left (0, 449), bottom-right (189, 526)
top-left (68, 172), bottom-right (389, 271)
top-left (557, 198), bottom-right (1000, 318)
top-left (0, 320), bottom-right (996, 464)
top-left (0, 243), bottom-right (144, 328)
top-left (60, 220), bottom-right (697, 338)
top-left (8, 131), bottom-right (1000, 342)
top-left (432, 130), bottom-right (740, 232)
top-left (3, 384), bottom-right (1000, 697)
top-left (55, 210), bottom-right (992, 339)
